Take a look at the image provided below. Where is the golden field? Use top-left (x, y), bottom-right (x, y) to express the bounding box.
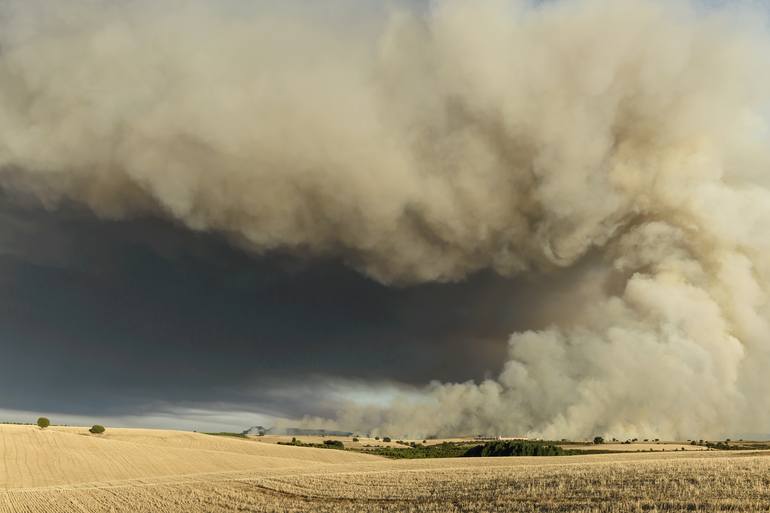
top-left (254, 434), bottom-right (711, 452)
top-left (2, 424), bottom-right (770, 512)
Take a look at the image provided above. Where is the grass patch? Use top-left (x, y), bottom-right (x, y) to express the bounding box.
top-left (204, 432), bottom-right (247, 438)
top-left (365, 442), bottom-right (474, 459)
top-left (363, 440), bottom-right (631, 459)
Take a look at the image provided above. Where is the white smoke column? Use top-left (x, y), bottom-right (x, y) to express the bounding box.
top-left (1, 0), bottom-right (770, 439)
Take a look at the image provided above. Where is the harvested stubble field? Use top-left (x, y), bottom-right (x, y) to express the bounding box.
top-left (2, 425), bottom-right (770, 512)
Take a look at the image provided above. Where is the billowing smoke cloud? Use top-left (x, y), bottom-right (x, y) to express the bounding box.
top-left (2, 0), bottom-right (770, 439)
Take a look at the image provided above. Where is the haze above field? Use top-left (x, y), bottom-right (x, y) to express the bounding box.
top-left (2, 0), bottom-right (770, 441)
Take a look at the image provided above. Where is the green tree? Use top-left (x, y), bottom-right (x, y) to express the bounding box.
top-left (89, 424), bottom-right (106, 434)
top-left (36, 417), bottom-right (50, 429)
top-left (593, 436), bottom-right (605, 444)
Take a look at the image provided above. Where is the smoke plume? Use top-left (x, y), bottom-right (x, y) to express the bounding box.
top-left (2, 0), bottom-right (770, 439)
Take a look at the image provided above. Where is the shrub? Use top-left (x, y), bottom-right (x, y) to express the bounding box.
top-left (464, 441), bottom-right (567, 457)
top-left (593, 436), bottom-right (604, 444)
top-left (37, 417), bottom-right (50, 429)
top-left (323, 439), bottom-right (344, 449)
top-left (89, 424), bottom-right (106, 434)
top-left (374, 436), bottom-right (380, 440)
top-left (383, 437), bottom-right (392, 442)
top-left (369, 442), bottom-right (471, 459)
top-left (352, 437), bottom-right (359, 442)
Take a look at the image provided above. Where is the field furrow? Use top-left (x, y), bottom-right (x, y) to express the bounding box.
top-left (2, 425), bottom-right (770, 512)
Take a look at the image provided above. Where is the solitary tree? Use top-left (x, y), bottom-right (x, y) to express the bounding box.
top-left (593, 436), bottom-right (605, 444)
top-left (89, 424), bottom-right (106, 434)
top-left (37, 417), bottom-right (50, 429)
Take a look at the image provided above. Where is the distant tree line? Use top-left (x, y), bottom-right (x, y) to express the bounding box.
top-left (367, 442), bottom-right (471, 459)
top-left (277, 438), bottom-right (346, 450)
top-left (367, 440), bottom-right (571, 459)
top-left (464, 441), bottom-right (567, 457)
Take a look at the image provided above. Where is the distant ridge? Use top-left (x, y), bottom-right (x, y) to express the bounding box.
top-left (282, 428), bottom-right (353, 437)
top-left (241, 425), bottom-right (354, 437)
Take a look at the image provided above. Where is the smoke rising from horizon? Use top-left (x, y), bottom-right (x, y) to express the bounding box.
top-left (2, 0), bottom-right (770, 439)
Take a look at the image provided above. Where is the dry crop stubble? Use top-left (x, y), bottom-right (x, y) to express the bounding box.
top-left (2, 425), bottom-right (770, 512)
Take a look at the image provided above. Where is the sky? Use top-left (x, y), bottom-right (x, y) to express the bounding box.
top-left (0, 198), bottom-right (594, 432)
top-left (2, 0), bottom-right (770, 439)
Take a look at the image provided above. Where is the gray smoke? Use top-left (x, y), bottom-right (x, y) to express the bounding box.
top-left (2, 0), bottom-right (770, 439)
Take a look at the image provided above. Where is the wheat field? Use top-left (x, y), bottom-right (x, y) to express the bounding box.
top-left (2, 425), bottom-right (770, 512)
